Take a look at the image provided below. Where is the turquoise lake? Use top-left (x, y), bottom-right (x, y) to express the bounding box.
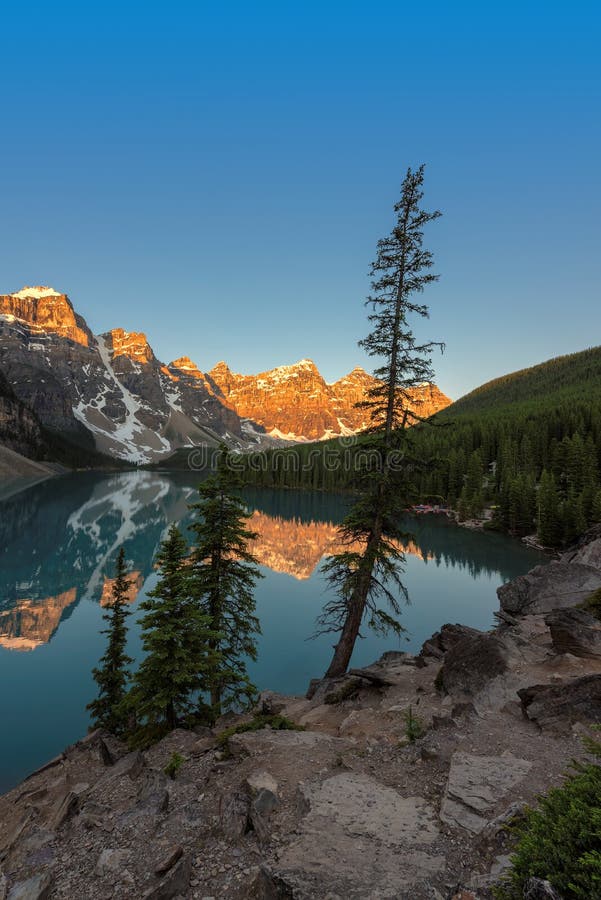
top-left (0, 471), bottom-right (547, 792)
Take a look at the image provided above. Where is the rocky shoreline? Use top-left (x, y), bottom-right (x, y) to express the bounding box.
top-left (1, 530), bottom-right (601, 899)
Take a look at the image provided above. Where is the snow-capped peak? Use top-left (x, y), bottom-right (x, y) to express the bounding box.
top-left (11, 286), bottom-right (62, 300)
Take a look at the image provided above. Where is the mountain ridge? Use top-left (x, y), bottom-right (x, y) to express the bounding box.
top-left (0, 286), bottom-right (451, 464)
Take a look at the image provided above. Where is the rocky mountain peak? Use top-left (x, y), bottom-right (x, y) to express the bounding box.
top-left (169, 356), bottom-right (204, 379)
top-left (103, 328), bottom-right (155, 365)
top-left (0, 287), bottom-right (91, 346)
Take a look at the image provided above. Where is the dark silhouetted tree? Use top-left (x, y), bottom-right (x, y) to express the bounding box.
top-left (317, 165), bottom-right (442, 678)
top-left (188, 447), bottom-right (263, 721)
top-left (87, 548), bottom-right (132, 735)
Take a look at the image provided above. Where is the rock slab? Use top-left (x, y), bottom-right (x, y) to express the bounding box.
top-left (441, 752), bottom-right (532, 833)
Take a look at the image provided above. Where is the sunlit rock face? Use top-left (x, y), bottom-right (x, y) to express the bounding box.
top-left (208, 360), bottom-right (451, 441)
top-left (0, 287), bottom-right (92, 346)
top-left (0, 589), bottom-right (77, 651)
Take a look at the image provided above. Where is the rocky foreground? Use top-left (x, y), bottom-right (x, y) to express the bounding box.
top-left (2, 531), bottom-right (601, 900)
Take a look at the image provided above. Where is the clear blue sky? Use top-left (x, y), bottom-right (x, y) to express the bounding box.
top-left (2, 1), bottom-right (600, 399)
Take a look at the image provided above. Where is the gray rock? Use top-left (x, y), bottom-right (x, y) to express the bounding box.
top-left (440, 631), bottom-right (509, 697)
top-left (419, 623), bottom-right (481, 660)
top-left (545, 607), bottom-right (601, 658)
top-left (142, 854), bottom-right (192, 900)
top-left (518, 674), bottom-right (601, 733)
top-left (48, 790), bottom-right (78, 830)
top-left (154, 844), bottom-right (183, 876)
top-left (299, 772), bottom-right (439, 846)
top-left (258, 690), bottom-right (290, 715)
top-left (7, 873), bottom-right (53, 900)
top-left (245, 770), bottom-right (278, 798)
top-left (268, 772), bottom-right (442, 897)
top-left (220, 791), bottom-right (250, 839)
top-left (562, 528), bottom-right (601, 571)
top-left (498, 561), bottom-right (601, 617)
top-left (96, 848), bottom-right (130, 875)
top-left (441, 751), bottom-right (532, 833)
top-left (253, 788), bottom-right (278, 817)
top-left (108, 750), bottom-right (145, 781)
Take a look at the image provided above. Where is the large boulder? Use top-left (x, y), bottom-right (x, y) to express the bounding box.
top-left (439, 631), bottom-right (509, 697)
top-left (419, 623), bottom-right (481, 661)
top-left (545, 607), bottom-right (601, 658)
top-left (518, 674), bottom-right (601, 733)
top-left (497, 561), bottom-right (601, 617)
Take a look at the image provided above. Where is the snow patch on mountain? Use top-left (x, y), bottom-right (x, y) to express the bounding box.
top-left (10, 286), bottom-right (62, 300)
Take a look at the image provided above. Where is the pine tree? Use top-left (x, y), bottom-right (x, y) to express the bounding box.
top-left (318, 165), bottom-right (442, 678)
top-left (129, 525), bottom-right (218, 743)
top-left (87, 548), bottom-right (133, 735)
top-left (188, 446), bottom-right (263, 721)
top-left (591, 489), bottom-right (601, 525)
top-left (537, 470), bottom-right (562, 548)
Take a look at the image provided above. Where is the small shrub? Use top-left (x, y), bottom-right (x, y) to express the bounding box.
top-left (164, 751), bottom-right (185, 779)
top-left (493, 730), bottom-right (601, 899)
top-left (434, 667), bottom-right (445, 693)
top-left (324, 679), bottom-right (360, 705)
top-left (580, 587), bottom-right (601, 620)
top-left (404, 706), bottom-right (425, 742)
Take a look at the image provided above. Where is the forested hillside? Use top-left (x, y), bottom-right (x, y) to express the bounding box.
top-left (238, 346), bottom-right (601, 547)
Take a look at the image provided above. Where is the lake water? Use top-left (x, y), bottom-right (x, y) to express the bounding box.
top-left (0, 471), bottom-right (547, 792)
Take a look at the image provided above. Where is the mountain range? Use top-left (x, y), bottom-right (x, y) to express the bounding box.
top-left (0, 286), bottom-right (451, 465)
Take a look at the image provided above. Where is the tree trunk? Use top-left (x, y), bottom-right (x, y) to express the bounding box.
top-left (325, 521), bottom-right (383, 678)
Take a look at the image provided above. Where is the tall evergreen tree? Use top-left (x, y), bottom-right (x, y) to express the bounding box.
top-left (129, 525), bottom-right (218, 742)
top-left (537, 470), bottom-right (562, 548)
top-left (318, 165), bottom-right (442, 678)
top-left (188, 446), bottom-right (263, 721)
top-left (87, 548), bottom-right (133, 735)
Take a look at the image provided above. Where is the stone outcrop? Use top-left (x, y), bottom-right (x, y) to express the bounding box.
top-left (518, 674), bottom-right (601, 733)
top-left (545, 607), bottom-right (601, 658)
top-left (497, 560), bottom-right (601, 616)
top-left (439, 630), bottom-right (510, 696)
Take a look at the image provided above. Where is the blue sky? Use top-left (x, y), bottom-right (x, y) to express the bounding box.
top-left (2, 1), bottom-right (600, 399)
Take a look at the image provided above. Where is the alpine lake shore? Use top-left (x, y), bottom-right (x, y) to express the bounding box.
top-left (1, 524), bottom-right (601, 900)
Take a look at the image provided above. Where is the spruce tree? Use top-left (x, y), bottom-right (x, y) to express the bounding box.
top-left (318, 165), bottom-right (442, 678)
top-left (87, 548), bottom-right (133, 735)
top-left (129, 525), bottom-right (218, 742)
top-left (188, 446), bottom-right (263, 721)
top-left (591, 489), bottom-right (601, 525)
top-left (537, 470), bottom-right (562, 548)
